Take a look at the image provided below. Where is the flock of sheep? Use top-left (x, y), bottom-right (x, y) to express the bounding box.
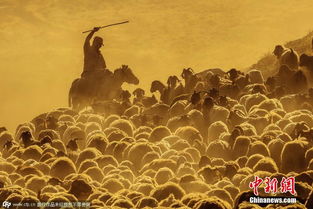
top-left (1, 39), bottom-right (313, 209)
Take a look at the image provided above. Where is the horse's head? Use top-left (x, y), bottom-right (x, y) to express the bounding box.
top-left (114, 65), bottom-right (139, 85)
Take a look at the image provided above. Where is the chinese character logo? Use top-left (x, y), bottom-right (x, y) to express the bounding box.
top-left (264, 177), bottom-right (278, 194)
top-left (281, 177), bottom-right (296, 195)
top-left (249, 176), bottom-right (296, 196)
top-left (249, 176), bottom-right (263, 196)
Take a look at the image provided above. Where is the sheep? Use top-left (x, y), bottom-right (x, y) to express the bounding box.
top-left (0, 127), bottom-right (7, 135)
top-left (50, 157), bottom-right (76, 180)
top-left (93, 192), bottom-right (113, 205)
top-left (142, 103), bottom-right (170, 121)
top-left (243, 93), bottom-right (268, 112)
top-left (16, 165), bottom-right (44, 177)
top-left (83, 166), bottom-right (104, 183)
top-left (84, 122), bottom-right (102, 136)
top-left (299, 53), bottom-right (313, 73)
top-left (119, 170), bottom-right (135, 184)
top-left (154, 167), bottom-right (175, 185)
top-left (159, 193), bottom-right (183, 207)
top-left (134, 126), bottom-right (152, 135)
top-left (176, 162), bottom-right (196, 177)
top-left (21, 145), bottom-right (43, 161)
top-left (289, 70), bottom-right (309, 94)
top-left (127, 142), bottom-right (154, 169)
top-left (140, 158), bottom-right (177, 174)
top-left (141, 151), bottom-right (160, 168)
top-left (294, 181), bottom-right (312, 205)
top-left (184, 147), bottom-right (201, 162)
top-left (86, 133), bottom-right (108, 154)
top-left (33, 162), bottom-right (50, 176)
top-left (206, 188), bottom-right (234, 206)
top-left (150, 182), bottom-right (185, 202)
top-left (135, 183), bottom-right (155, 196)
top-left (181, 192), bottom-right (208, 208)
top-left (207, 140), bottom-right (229, 159)
top-left (107, 129), bottom-right (128, 142)
top-left (167, 115), bottom-right (192, 133)
top-left (123, 105), bottom-right (141, 118)
top-left (281, 140), bottom-right (308, 173)
top-left (112, 198), bottom-right (135, 208)
top-left (25, 176), bottom-right (47, 194)
top-left (0, 161), bottom-right (16, 174)
top-left (169, 100), bottom-right (187, 118)
top-left (171, 139), bottom-right (190, 152)
top-left (15, 124), bottom-right (34, 141)
top-left (253, 157), bottom-right (279, 173)
top-left (210, 105), bottom-right (230, 124)
top-left (96, 155), bottom-right (119, 170)
top-left (273, 45), bottom-right (299, 70)
top-left (193, 197), bottom-right (232, 209)
top-left (109, 119), bottom-right (134, 137)
top-left (62, 126), bottom-right (86, 150)
top-left (198, 155), bottom-right (211, 169)
top-left (148, 126), bottom-right (172, 142)
top-left (248, 69), bottom-right (265, 84)
top-left (224, 185), bottom-right (240, 202)
top-left (5, 193), bottom-right (24, 205)
top-left (223, 161), bottom-right (240, 180)
top-left (207, 121), bottom-right (229, 142)
top-left (232, 136), bottom-right (251, 160)
top-left (112, 141), bottom-right (129, 162)
top-left (180, 180), bottom-right (211, 194)
top-left (175, 126), bottom-right (203, 145)
top-left (75, 148), bottom-right (101, 168)
top-left (187, 109), bottom-right (206, 134)
top-left (288, 112), bottom-right (313, 128)
top-left (295, 172), bottom-right (313, 186)
top-left (135, 196), bottom-right (158, 208)
top-left (68, 179), bottom-right (93, 201)
top-left (247, 141), bottom-right (270, 157)
top-left (198, 165), bottom-right (222, 185)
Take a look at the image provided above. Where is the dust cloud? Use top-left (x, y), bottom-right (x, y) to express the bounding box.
top-left (0, 0), bottom-right (313, 131)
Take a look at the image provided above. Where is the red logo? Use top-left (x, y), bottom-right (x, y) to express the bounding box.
top-left (249, 176), bottom-right (296, 196)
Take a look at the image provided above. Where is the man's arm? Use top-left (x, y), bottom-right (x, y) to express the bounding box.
top-left (84, 27), bottom-right (100, 51)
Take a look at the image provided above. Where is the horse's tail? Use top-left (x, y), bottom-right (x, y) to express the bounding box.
top-left (68, 88), bottom-right (72, 107)
top-left (69, 78), bottom-right (79, 108)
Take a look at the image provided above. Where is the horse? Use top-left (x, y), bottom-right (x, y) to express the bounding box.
top-left (69, 65), bottom-right (139, 111)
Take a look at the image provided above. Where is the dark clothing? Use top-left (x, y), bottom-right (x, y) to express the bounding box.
top-left (81, 31), bottom-right (106, 78)
top-left (83, 46), bottom-right (106, 73)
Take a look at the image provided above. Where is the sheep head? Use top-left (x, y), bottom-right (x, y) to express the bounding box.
top-left (273, 45), bottom-right (285, 58)
top-left (181, 68), bottom-right (194, 79)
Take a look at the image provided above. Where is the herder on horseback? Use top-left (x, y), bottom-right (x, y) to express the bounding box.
top-left (68, 21), bottom-right (136, 111)
top-left (80, 21), bottom-right (129, 79)
top-left (81, 27), bottom-right (107, 79)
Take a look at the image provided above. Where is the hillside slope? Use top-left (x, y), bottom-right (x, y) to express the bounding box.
top-left (249, 31), bottom-right (313, 78)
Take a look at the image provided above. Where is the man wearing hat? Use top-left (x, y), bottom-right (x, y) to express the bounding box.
top-left (81, 27), bottom-right (107, 78)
